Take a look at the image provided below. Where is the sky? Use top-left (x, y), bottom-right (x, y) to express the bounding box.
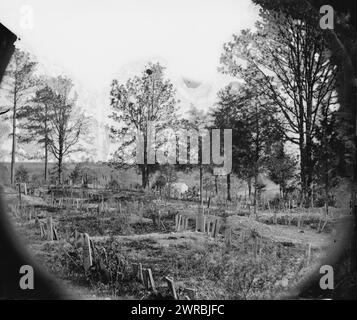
top-left (0, 0), bottom-right (260, 161)
top-left (0, 0), bottom-right (259, 90)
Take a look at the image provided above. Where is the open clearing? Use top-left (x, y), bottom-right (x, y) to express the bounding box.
top-left (2, 185), bottom-right (349, 300)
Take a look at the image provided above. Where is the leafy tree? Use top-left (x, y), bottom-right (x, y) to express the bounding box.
top-left (109, 62), bottom-right (178, 188)
top-left (156, 164), bottom-right (178, 197)
top-left (212, 85), bottom-right (253, 200)
top-left (220, 2), bottom-right (338, 206)
top-left (183, 104), bottom-right (212, 203)
top-left (17, 85), bottom-right (56, 182)
top-left (312, 100), bottom-right (343, 211)
top-left (213, 84), bottom-right (282, 213)
top-left (70, 163), bottom-right (98, 187)
top-left (1, 48), bottom-right (37, 184)
top-left (46, 76), bottom-right (88, 184)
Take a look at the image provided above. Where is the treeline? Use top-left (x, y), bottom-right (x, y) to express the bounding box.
top-left (109, 0), bottom-right (354, 210)
top-left (0, 49), bottom-right (89, 184)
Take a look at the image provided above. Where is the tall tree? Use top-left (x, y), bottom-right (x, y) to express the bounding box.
top-left (17, 85), bottom-right (56, 182)
top-left (185, 104), bottom-right (211, 203)
top-left (212, 85), bottom-right (250, 201)
top-left (46, 76), bottom-right (88, 184)
top-left (312, 99), bottom-right (343, 212)
top-left (1, 48), bottom-right (37, 185)
top-left (220, 2), bottom-right (338, 206)
top-left (109, 62), bottom-right (178, 188)
top-left (213, 84), bottom-right (282, 213)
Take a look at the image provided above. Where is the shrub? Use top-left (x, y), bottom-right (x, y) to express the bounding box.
top-left (15, 165), bottom-right (29, 183)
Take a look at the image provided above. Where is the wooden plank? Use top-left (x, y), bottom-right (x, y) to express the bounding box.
top-left (147, 268), bottom-right (157, 293)
top-left (165, 276), bottom-right (178, 299)
top-left (83, 233), bottom-right (93, 272)
top-left (177, 214), bottom-right (182, 232)
top-left (175, 214), bottom-right (179, 231)
top-left (184, 217), bottom-right (189, 231)
top-left (142, 268), bottom-right (149, 289)
top-left (47, 216), bottom-right (53, 241)
top-left (138, 263), bottom-right (144, 284)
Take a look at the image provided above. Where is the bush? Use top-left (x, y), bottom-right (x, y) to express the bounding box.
top-left (15, 165), bottom-right (29, 183)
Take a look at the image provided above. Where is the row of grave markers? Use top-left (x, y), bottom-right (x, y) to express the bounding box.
top-left (175, 212), bottom-right (222, 239)
top-left (77, 232), bottom-right (194, 299)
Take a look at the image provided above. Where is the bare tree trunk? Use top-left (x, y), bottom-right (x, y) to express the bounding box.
top-left (44, 143), bottom-right (48, 183)
top-left (215, 175), bottom-right (218, 194)
top-left (10, 96), bottom-right (16, 185)
top-left (141, 166), bottom-right (147, 189)
top-left (58, 155), bottom-right (62, 185)
top-left (227, 174), bottom-right (231, 201)
top-left (254, 172), bottom-right (258, 215)
top-left (299, 141), bottom-right (307, 207)
top-left (199, 166), bottom-right (203, 204)
top-left (146, 165), bottom-right (150, 189)
top-left (44, 104), bottom-right (48, 183)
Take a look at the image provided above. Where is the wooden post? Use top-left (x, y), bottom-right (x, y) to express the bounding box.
top-left (83, 233), bottom-right (93, 272)
top-left (39, 222), bottom-right (45, 238)
top-left (147, 268), bottom-right (157, 293)
top-left (213, 219), bottom-right (220, 238)
top-left (175, 214), bottom-right (179, 231)
top-left (47, 216), bottom-right (53, 241)
top-left (184, 216), bottom-right (189, 231)
top-left (165, 276), bottom-right (178, 299)
top-left (142, 268), bottom-right (148, 289)
top-left (180, 216), bottom-right (184, 232)
top-left (138, 263), bottom-right (144, 283)
top-left (177, 214), bottom-right (182, 232)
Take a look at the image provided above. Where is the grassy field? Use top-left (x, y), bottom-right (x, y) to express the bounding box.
top-left (1, 181), bottom-right (348, 300)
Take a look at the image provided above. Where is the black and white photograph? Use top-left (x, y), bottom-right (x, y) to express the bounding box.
top-left (0, 0), bottom-right (357, 306)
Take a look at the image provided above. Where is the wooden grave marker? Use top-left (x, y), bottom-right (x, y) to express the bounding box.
top-left (47, 216), bottom-right (53, 241)
top-left (184, 216), bottom-right (189, 231)
top-left (146, 268), bottom-right (157, 293)
top-left (165, 276), bottom-right (178, 299)
top-left (83, 233), bottom-right (93, 272)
